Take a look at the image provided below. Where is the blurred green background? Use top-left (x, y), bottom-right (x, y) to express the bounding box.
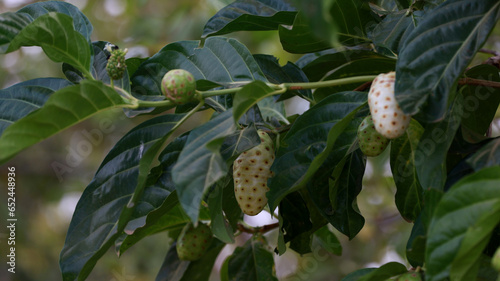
top-left (0, 1), bottom-right (499, 280)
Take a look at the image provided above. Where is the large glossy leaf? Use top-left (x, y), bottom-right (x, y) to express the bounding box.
top-left (8, 12), bottom-right (92, 77)
top-left (414, 93), bottom-right (463, 190)
top-left (0, 78), bottom-right (72, 135)
top-left (354, 262), bottom-right (409, 281)
top-left (232, 81), bottom-right (278, 124)
top-left (268, 91), bottom-right (367, 211)
top-left (309, 149), bottom-right (366, 239)
top-left (467, 137), bottom-right (500, 172)
top-left (207, 175), bottom-right (235, 244)
top-left (292, 0), bottom-right (374, 48)
top-left (278, 13), bottom-right (332, 54)
top-left (461, 65), bottom-right (500, 135)
top-left (0, 1), bottom-right (92, 53)
top-left (226, 236), bottom-right (278, 281)
top-left (131, 37), bottom-right (267, 99)
top-left (202, 0), bottom-right (296, 37)
top-left (172, 110), bottom-right (237, 223)
top-left (390, 119), bottom-right (424, 222)
top-left (0, 80), bottom-right (133, 165)
top-left (156, 240), bottom-right (225, 281)
top-left (60, 114), bottom-right (186, 281)
top-left (395, 0), bottom-right (500, 122)
top-left (425, 166), bottom-right (500, 281)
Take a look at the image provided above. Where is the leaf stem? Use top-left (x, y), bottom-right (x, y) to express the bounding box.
top-left (282, 75), bottom-right (378, 90)
top-left (459, 77), bottom-right (500, 88)
top-left (237, 222), bottom-right (279, 234)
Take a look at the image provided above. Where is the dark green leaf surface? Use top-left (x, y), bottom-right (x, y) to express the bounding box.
top-left (356, 262), bottom-right (409, 281)
top-left (208, 175), bottom-right (235, 244)
top-left (467, 137), bottom-right (500, 171)
top-left (8, 12), bottom-right (92, 77)
top-left (425, 166), bottom-right (500, 281)
top-left (311, 149), bottom-right (366, 239)
top-left (268, 91), bottom-right (367, 211)
top-left (202, 0), bottom-right (296, 37)
top-left (390, 119), bottom-right (424, 222)
top-left (414, 93), bottom-right (463, 190)
top-left (220, 125), bottom-right (261, 162)
top-left (156, 240), bottom-right (225, 281)
top-left (461, 65), bottom-right (500, 135)
top-left (280, 192), bottom-right (313, 246)
top-left (0, 78), bottom-right (72, 135)
top-left (278, 13), bottom-right (332, 54)
top-left (172, 110), bottom-right (237, 222)
top-left (131, 37), bottom-right (267, 98)
top-left (227, 237), bottom-right (278, 281)
top-left (60, 114), bottom-right (185, 281)
top-left (16, 0), bottom-right (93, 41)
top-left (0, 1), bottom-right (92, 53)
top-left (395, 0), bottom-right (500, 122)
top-left (340, 268), bottom-right (376, 281)
top-left (314, 225), bottom-right (342, 255)
top-left (0, 80), bottom-right (132, 165)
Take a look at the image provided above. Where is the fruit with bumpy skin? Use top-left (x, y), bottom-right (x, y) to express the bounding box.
top-left (368, 72), bottom-right (410, 139)
top-left (106, 47), bottom-right (128, 80)
top-left (396, 271), bottom-right (422, 281)
top-left (357, 115), bottom-right (390, 157)
top-left (233, 130), bottom-right (275, 216)
top-left (492, 246), bottom-right (500, 271)
top-left (176, 222), bottom-right (213, 261)
top-left (161, 69), bottom-right (197, 105)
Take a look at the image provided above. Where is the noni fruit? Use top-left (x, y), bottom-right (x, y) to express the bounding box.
top-left (357, 115), bottom-right (390, 157)
top-left (233, 130), bottom-right (275, 216)
top-left (176, 222), bottom-right (213, 261)
top-left (368, 72), bottom-right (410, 139)
top-left (161, 69), bottom-right (197, 105)
top-left (105, 46), bottom-right (128, 80)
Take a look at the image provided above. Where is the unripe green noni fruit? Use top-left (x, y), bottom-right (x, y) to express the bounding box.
top-left (106, 47), bottom-right (128, 80)
top-left (396, 271), bottom-right (422, 281)
top-left (233, 130), bottom-right (275, 216)
top-left (357, 115), bottom-right (390, 157)
top-left (176, 222), bottom-right (213, 261)
top-left (492, 246), bottom-right (500, 271)
top-left (161, 69), bottom-right (197, 105)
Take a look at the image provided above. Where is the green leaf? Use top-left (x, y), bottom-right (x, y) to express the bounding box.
top-left (279, 192), bottom-right (313, 248)
top-left (232, 81), bottom-right (278, 124)
top-left (278, 12), bottom-right (332, 54)
top-left (131, 37), bottom-right (267, 98)
top-left (0, 78), bottom-right (72, 135)
top-left (312, 149), bottom-right (366, 239)
top-left (291, 0), bottom-right (374, 48)
top-left (227, 236), bottom-right (278, 281)
top-left (395, 0), bottom-right (500, 122)
top-left (8, 12), bottom-right (92, 77)
top-left (155, 240), bottom-right (225, 281)
top-left (467, 137), bottom-right (500, 171)
top-left (425, 166), bottom-right (500, 281)
top-left (16, 0), bottom-right (93, 41)
top-left (0, 1), bottom-right (93, 53)
top-left (390, 119), bottom-right (425, 222)
top-left (267, 91), bottom-right (367, 212)
top-left (368, 10), bottom-right (423, 54)
top-left (220, 125), bottom-right (261, 162)
top-left (355, 262), bottom-right (409, 281)
top-left (208, 175), bottom-right (235, 244)
top-left (0, 80), bottom-right (132, 165)
top-left (414, 92), bottom-right (463, 190)
top-left (172, 110), bottom-right (237, 222)
top-left (60, 114), bottom-right (185, 281)
top-left (202, 0), bottom-right (297, 38)
top-left (461, 65), bottom-right (500, 135)
top-left (340, 268), bottom-right (376, 281)
top-left (313, 225), bottom-right (342, 255)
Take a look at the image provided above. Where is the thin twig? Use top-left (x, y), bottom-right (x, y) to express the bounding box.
top-left (353, 81), bottom-right (372, 91)
top-left (237, 222), bottom-right (280, 234)
top-left (458, 77), bottom-right (500, 88)
top-left (479, 48), bottom-right (500, 56)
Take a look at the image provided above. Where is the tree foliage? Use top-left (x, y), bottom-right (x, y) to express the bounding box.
top-left (1, 0), bottom-right (500, 280)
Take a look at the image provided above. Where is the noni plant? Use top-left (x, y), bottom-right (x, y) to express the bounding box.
top-left (1, 1), bottom-right (500, 281)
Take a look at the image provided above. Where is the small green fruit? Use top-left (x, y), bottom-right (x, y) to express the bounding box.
top-left (161, 69), bottom-right (197, 104)
top-left (106, 47), bottom-right (128, 80)
top-left (357, 115), bottom-right (390, 157)
top-left (396, 271), bottom-right (422, 281)
top-left (176, 222), bottom-right (213, 261)
top-left (233, 130), bottom-right (275, 216)
top-left (492, 246), bottom-right (500, 271)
